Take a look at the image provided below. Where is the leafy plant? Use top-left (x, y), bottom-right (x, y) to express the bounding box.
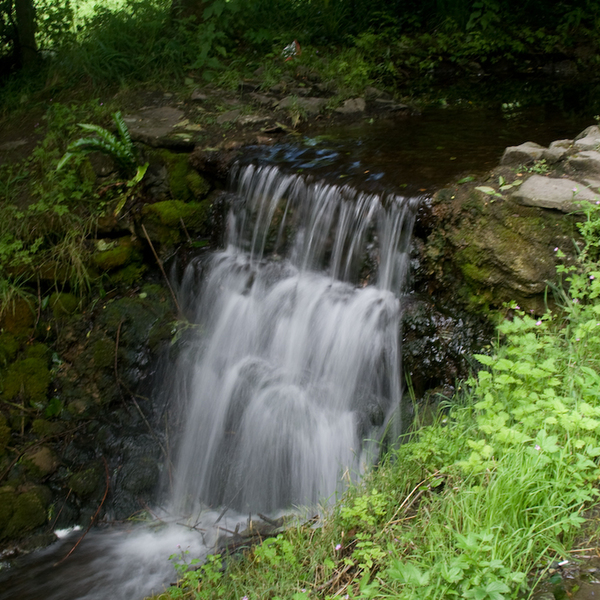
top-left (57, 111), bottom-right (139, 177)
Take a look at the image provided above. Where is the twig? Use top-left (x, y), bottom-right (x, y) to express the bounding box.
top-left (179, 217), bottom-right (193, 243)
top-left (141, 223), bottom-right (181, 315)
top-left (54, 457), bottom-right (110, 566)
top-left (50, 489), bottom-right (73, 531)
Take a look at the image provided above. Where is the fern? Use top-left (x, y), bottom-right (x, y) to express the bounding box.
top-left (57, 111), bottom-right (137, 177)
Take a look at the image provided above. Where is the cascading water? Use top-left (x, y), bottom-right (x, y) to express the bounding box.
top-left (170, 163), bottom-right (417, 517)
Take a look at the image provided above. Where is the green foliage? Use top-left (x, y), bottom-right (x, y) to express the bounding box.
top-left (57, 111), bottom-right (137, 177)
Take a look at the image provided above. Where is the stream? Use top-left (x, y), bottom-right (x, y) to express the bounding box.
top-left (0, 99), bottom-right (594, 600)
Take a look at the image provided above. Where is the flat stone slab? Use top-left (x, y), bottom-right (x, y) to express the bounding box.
top-left (511, 175), bottom-right (597, 212)
top-left (123, 106), bottom-right (195, 148)
top-left (500, 141), bottom-right (545, 166)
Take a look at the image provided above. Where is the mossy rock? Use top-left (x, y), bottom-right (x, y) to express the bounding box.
top-left (92, 237), bottom-right (141, 272)
top-left (0, 298), bottom-right (35, 336)
top-left (91, 337), bottom-right (115, 370)
top-left (31, 419), bottom-right (64, 438)
top-left (159, 150), bottom-right (210, 201)
top-left (141, 199), bottom-right (211, 247)
top-left (107, 263), bottom-right (147, 287)
top-left (0, 414), bottom-right (10, 457)
top-left (4, 490), bottom-right (47, 538)
top-left (0, 333), bottom-right (19, 366)
top-left (25, 343), bottom-right (50, 360)
top-left (49, 292), bottom-right (79, 318)
top-left (3, 356), bottom-right (51, 409)
top-left (23, 446), bottom-right (60, 478)
top-left (68, 464), bottom-right (103, 499)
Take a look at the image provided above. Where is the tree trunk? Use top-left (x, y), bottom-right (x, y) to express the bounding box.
top-left (14, 0), bottom-right (37, 67)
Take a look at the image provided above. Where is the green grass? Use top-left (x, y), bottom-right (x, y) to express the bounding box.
top-left (152, 202), bottom-right (600, 600)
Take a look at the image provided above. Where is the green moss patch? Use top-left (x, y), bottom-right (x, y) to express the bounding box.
top-left (3, 356), bottom-right (51, 409)
top-left (92, 237), bottom-right (141, 271)
top-left (4, 490), bottom-right (47, 538)
top-left (141, 199), bottom-right (211, 247)
top-left (49, 292), bottom-right (79, 318)
top-left (160, 150), bottom-right (210, 201)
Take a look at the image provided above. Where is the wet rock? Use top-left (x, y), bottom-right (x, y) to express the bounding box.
top-left (189, 148), bottom-right (239, 181)
top-left (335, 98), bottom-right (366, 114)
top-left (500, 141), bottom-right (546, 166)
top-left (68, 463), bottom-right (103, 499)
top-left (119, 456), bottom-right (159, 494)
top-left (511, 175), bottom-right (596, 211)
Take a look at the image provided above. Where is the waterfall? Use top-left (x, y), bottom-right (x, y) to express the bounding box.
top-left (170, 164), bottom-right (418, 516)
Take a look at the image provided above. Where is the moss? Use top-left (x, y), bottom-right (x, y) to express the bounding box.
top-left (107, 263), bottom-right (147, 286)
top-left (49, 292), bottom-right (79, 318)
top-left (25, 343), bottom-right (50, 360)
top-left (4, 490), bottom-right (47, 538)
top-left (0, 333), bottom-right (19, 366)
top-left (68, 464), bottom-right (102, 498)
top-left (3, 356), bottom-right (51, 409)
top-left (92, 237), bottom-right (140, 271)
top-left (31, 419), bottom-right (64, 438)
top-left (0, 298), bottom-right (35, 336)
top-left (92, 337), bottom-right (115, 369)
top-left (186, 170), bottom-right (210, 199)
top-left (160, 150), bottom-right (210, 201)
top-left (141, 199), bottom-right (211, 247)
